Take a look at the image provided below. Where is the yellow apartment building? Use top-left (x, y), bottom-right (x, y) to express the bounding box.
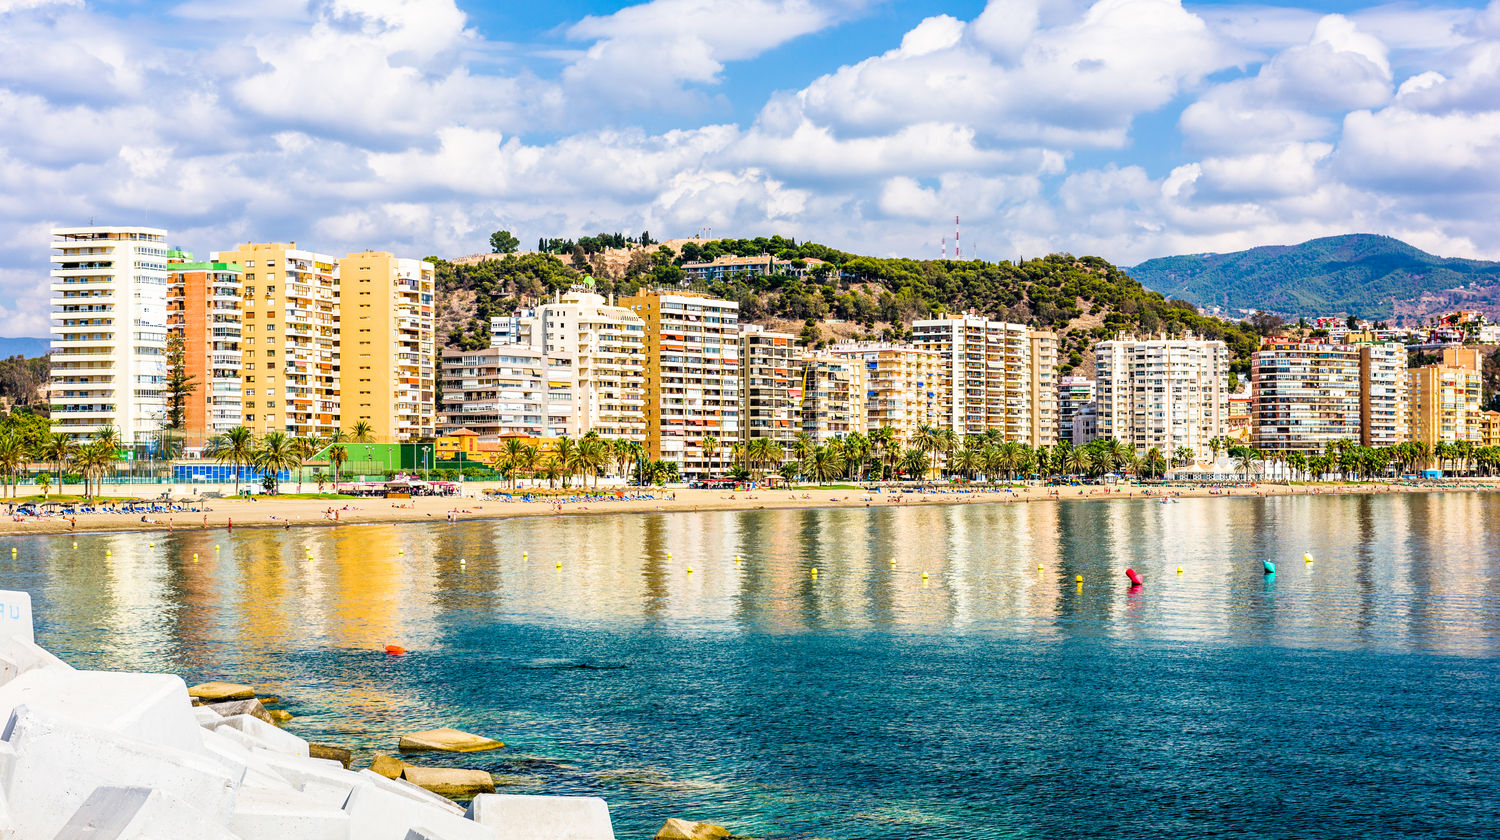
top-left (339, 251), bottom-right (436, 442)
top-left (211, 242), bottom-right (340, 438)
top-left (1409, 347), bottom-right (1483, 447)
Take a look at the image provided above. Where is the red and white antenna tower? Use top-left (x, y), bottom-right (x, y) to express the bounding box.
top-left (941, 236), bottom-right (946, 260)
top-left (954, 215), bottom-right (961, 260)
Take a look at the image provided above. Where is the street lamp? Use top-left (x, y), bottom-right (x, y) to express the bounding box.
top-left (421, 445), bottom-right (430, 480)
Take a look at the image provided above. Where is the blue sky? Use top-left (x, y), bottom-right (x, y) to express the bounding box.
top-left (1, 0), bottom-right (1499, 334)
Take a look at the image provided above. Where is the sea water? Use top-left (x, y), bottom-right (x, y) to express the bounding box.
top-left (5, 492), bottom-right (1499, 838)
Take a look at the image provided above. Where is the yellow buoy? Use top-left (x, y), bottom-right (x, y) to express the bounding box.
top-left (148, 543), bottom-right (153, 548)
top-left (1037, 564), bottom-right (1043, 571)
top-left (192, 553), bottom-right (198, 559)
top-left (687, 566), bottom-right (694, 574)
top-left (72, 542), bottom-right (77, 548)
top-left (460, 558), bottom-right (467, 566)
top-left (1075, 575), bottom-right (1083, 583)
top-left (214, 545), bottom-right (220, 551)
top-left (522, 551), bottom-right (528, 558)
top-left (921, 571), bottom-right (929, 580)
top-left (1176, 566), bottom-right (1183, 574)
top-left (810, 568), bottom-right (818, 577)
top-left (9, 548), bottom-right (15, 554)
top-left (105, 550), bottom-right (111, 557)
top-left (1304, 553), bottom-right (1313, 563)
top-left (555, 561), bottom-right (562, 568)
top-left (397, 549), bottom-right (404, 555)
top-left (735, 555), bottom-right (741, 564)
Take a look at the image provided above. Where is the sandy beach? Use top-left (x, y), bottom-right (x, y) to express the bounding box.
top-left (1, 479), bottom-right (1495, 536)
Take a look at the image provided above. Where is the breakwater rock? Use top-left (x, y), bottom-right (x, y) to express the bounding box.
top-left (0, 588), bottom-right (618, 839)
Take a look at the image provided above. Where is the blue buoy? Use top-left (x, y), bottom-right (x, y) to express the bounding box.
top-left (1263, 560), bottom-right (1276, 574)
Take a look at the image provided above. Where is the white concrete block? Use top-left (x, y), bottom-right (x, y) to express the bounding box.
top-left (53, 785), bottom-right (240, 840)
top-left (250, 748), bottom-right (366, 805)
top-left (0, 592), bottom-right (32, 646)
top-left (1, 706), bottom-right (237, 840)
top-left (0, 669), bottom-right (200, 753)
top-left (0, 636), bottom-right (73, 688)
top-left (465, 795), bottom-right (615, 840)
top-left (229, 786), bottom-right (350, 840)
top-left (0, 782), bottom-right (13, 840)
top-left (209, 713), bottom-right (309, 757)
top-left (192, 706), bottom-right (223, 728)
top-left (357, 769), bottom-right (466, 816)
top-left (343, 783), bottom-right (497, 840)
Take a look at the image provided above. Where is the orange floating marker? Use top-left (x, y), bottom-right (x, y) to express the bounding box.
top-left (384, 645), bottom-right (406, 656)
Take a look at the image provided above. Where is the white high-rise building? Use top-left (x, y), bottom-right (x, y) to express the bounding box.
top-left (1094, 335), bottom-right (1228, 456)
top-left (532, 288), bottom-right (647, 441)
top-left (911, 314), bottom-right (1058, 446)
top-left (49, 226), bottom-right (171, 444)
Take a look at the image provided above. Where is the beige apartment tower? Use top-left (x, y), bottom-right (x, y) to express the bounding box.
top-left (621, 290), bottom-right (741, 476)
top-left (911, 315), bottom-right (1057, 446)
top-left (338, 251), bottom-right (436, 442)
top-left (1409, 347), bottom-right (1482, 448)
top-left (211, 242), bottom-right (340, 438)
top-left (829, 343), bottom-right (945, 445)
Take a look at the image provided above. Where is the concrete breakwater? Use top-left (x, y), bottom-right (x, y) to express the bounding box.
top-left (0, 589), bottom-right (625, 839)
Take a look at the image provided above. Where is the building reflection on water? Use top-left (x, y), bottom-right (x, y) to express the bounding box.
top-left (18, 494), bottom-right (1500, 689)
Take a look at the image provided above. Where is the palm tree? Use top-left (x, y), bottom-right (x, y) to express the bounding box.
top-left (898, 448), bottom-right (929, 481)
top-left (502, 438), bottom-right (529, 490)
top-left (552, 436), bottom-right (578, 487)
top-left (578, 435), bottom-right (610, 488)
top-left (42, 433), bottom-right (76, 491)
top-left (1063, 446), bottom-right (1091, 478)
top-left (0, 432), bottom-right (24, 497)
top-left (291, 435), bottom-right (320, 493)
top-left (538, 455), bottom-right (563, 489)
top-left (212, 426), bottom-right (257, 494)
top-left (792, 432), bottom-right (816, 464)
top-left (842, 431), bottom-right (870, 480)
top-left (912, 425), bottom-right (940, 481)
top-left (701, 434), bottom-right (720, 477)
top-left (950, 448), bottom-right (978, 480)
top-left (327, 444), bottom-right (349, 490)
top-left (254, 431), bottom-right (301, 495)
top-left (869, 426), bottom-right (896, 480)
top-left (349, 421), bottom-right (375, 443)
top-left (777, 461), bottom-right (799, 487)
top-left (1234, 446), bottom-right (1262, 481)
top-left (36, 473), bottom-right (51, 499)
top-left (804, 445), bottom-right (845, 484)
top-left (92, 426), bottom-right (123, 488)
top-left (1141, 447), bottom-right (1167, 479)
top-left (73, 440), bottom-right (115, 499)
top-left (1287, 451), bottom-right (1308, 482)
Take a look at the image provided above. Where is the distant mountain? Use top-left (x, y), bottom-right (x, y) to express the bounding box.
top-left (1127, 234), bottom-right (1500, 323)
top-left (0, 337), bottom-right (49, 358)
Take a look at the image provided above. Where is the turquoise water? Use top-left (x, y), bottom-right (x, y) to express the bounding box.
top-left (5, 493), bottom-right (1500, 838)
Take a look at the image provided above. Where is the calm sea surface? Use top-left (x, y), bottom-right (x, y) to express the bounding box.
top-left (5, 493), bottom-right (1500, 839)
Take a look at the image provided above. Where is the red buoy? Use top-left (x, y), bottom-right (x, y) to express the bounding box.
top-left (1125, 568), bottom-right (1143, 586)
top-left (384, 645), bottom-right (406, 656)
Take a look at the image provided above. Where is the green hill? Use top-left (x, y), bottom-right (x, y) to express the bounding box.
top-left (1127, 234), bottom-right (1500, 322)
top-left (436, 236), bottom-right (1265, 380)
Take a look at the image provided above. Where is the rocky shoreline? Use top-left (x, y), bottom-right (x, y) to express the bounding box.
top-left (0, 589), bottom-right (736, 840)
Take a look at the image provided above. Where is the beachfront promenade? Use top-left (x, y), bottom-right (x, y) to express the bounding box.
top-left (0, 480), bottom-right (1493, 536)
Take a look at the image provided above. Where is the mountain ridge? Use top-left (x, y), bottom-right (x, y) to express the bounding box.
top-left (1126, 234), bottom-right (1500, 323)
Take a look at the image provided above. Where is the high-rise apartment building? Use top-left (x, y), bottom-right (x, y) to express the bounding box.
top-left (798, 353), bottom-right (867, 443)
top-left (1250, 340), bottom-right (1362, 454)
top-left (49, 226), bottom-right (170, 443)
top-left (1057, 376), bottom-right (1096, 443)
top-left (1410, 347), bottom-right (1482, 447)
top-left (211, 243), bottom-right (340, 438)
top-left (338, 251), bottom-right (436, 442)
top-left (166, 253), bottom-right (243, 448)
top-left (740, 326), bottom-right (799, 449)
top-left (830, 343), bottom-right (945, 444)
top-left (911, 315), bottom-right (1057, 445)
top-left (1359, 343), bottom-right (1409, 447)
top-left (1095, 335), bottom-right (1228, 456)
top-left (531, 288), bottom-right (646, 441)
top-left (438, 346), bottom-right (572, 439)
top-left (621, 290), bottom-right (740, 475)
